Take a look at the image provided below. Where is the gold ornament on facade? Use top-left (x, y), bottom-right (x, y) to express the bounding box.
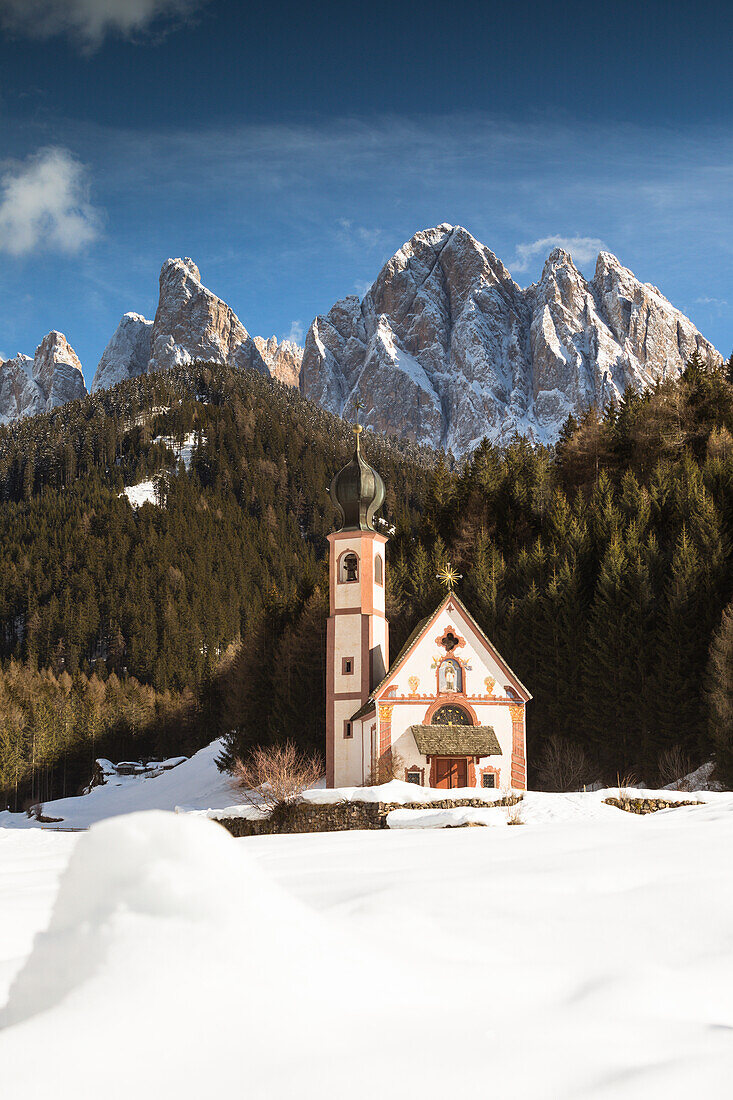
top-left (378, 704), bottom-right (394, 722)
top-left (508, 704), bottom-right (524, 722)
top-left (408, 675), bottom-right (420, 696)
top-left (484, 675), bottom-right (496, 695)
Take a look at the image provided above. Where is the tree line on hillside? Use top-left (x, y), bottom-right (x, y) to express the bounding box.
top-left (1, 352), bottom-right (733, 811)
top-left (0, 363), bottom-right (433, 809)
top-left (219, 352), bottom-right (733, 789)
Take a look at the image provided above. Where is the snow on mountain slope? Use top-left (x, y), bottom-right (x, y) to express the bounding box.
top-left (2, 797), bottom-right (733, 1096)
top-left (0, 739), bottom-right (240, 831)
top-left (119, 431), bottom-right (200, 508)
top-left (300, 225), bottom-right (722, 452)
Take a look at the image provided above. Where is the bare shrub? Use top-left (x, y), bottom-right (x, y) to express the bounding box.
top-left (506, 801), bottom-right (524, 826)
top-left (365, 747), bottom-right (406, 786)
top-left (657, 744), bottom-right (693, 789)
top-left (233, 742), bottom-right (323, 814)
top-left (616, 771), bottom-right (639, 803)
top-left (535, 735), bottom-right (593, 792)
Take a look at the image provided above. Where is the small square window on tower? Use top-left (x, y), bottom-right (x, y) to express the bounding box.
top-left (342, 657), bottom-right (354, 675)
top-left (343, 721), bottom-right (353, 739)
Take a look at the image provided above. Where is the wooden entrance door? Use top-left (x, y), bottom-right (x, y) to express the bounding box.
top-left (434, 757), bottom-right (468, 789)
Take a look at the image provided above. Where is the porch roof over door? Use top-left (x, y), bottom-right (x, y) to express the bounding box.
top-left (409, 725), bottom-right (501, 756)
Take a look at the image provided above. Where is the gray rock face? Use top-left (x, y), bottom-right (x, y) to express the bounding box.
top-left (0, 333), bottom-right (87, 425)
top-left (300, 225), bottom-right (721, 452)
top-left (252, 336), bottom-right (303, 387)
top-left (0, 354), bottom-right (43, 425)
top-left (149, 258), bottom-right (267, 376)
top-left (32, 332), bottom-right (87, 410)
top-left (89, 259), bottom-right (271, 396)
top-left (91, 313), bottom-right (153, 393)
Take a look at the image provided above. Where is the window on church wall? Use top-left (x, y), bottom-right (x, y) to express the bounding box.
top-left (482, 773), bottom-right (496, 789)
top-left (406, 768), bottom-right (422, 785)
top-left (343, 721), bottom-right (353, 739)
top-left (342, 657), bottom-right (354, 675)
top-left (374, 554), bottom-right (383, 585)
top-left (438, 658), bottom-right (462, 694)
top-left (339, 552), bottom-right (359, 583)
top-left (431, 704), bottom-right (471, 726)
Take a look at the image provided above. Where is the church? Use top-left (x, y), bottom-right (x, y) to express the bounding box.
top-left (326, 422), bottom-right (530, 791)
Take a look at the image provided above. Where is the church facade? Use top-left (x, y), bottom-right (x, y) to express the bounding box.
top-left (326, 427), bottom-right (530, 790)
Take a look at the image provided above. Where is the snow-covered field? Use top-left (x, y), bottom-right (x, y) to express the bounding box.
top-left (0, 740), bottom-right (241, 830)
top-left (1, 745), bottom-right (733, 1098)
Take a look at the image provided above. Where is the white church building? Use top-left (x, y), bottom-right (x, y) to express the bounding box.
top-left (326, 424), bottom-right (530, 790)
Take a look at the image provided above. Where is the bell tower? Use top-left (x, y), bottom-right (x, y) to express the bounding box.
top-left (326, 414), bottom-right (389, 787)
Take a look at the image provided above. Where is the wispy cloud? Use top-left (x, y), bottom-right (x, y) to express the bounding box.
top-left (283, 320), bottom-right (304, 344)
top-left (336, 218), bottom-right (385, 251)
top-left (511, 235), bottom-right (606, 273)
top-left (695, 296), bottom-right (728, 309)
top-left (0, 147), bottom-right (101, 256)
top-left (0, 0), bottom-right (208, 50)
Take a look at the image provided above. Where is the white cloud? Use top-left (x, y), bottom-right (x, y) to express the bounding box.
top-left (511, 235), bottom-right (606, 273)
top-left (336, 218), bottom-right (385, 252)
top-left (0, 0), bottom-right (207, 48)
top-left (695, 296), bottom-right (728, 309)
top-left (283, 320), bottom-right (304, 344)
top-left (0, 147), bottom-right (101, 256)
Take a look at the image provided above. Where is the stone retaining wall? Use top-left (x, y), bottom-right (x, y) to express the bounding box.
top-left (216, 795), bottom-right (521, 837)
top-left (603, 796), bottom-right (703, 815)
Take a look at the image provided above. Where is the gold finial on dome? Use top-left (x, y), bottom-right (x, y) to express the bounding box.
top-left (353, 398), bottom-right (364, 451)
top-left (328, 397), bottom-right (385, 532)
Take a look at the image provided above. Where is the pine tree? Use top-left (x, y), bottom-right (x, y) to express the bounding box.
top-left (707, 602), bottom-right (733, 784)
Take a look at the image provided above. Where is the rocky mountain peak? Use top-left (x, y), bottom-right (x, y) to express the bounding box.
top-left (32, 332), bottom-right (86, 409)
top-left (0, 331), bottom-right (87, 424)
top-left (149, 258), bottom-right (267, 376)
top-left (300, 224), bottom-right (722, 453)
top-left (541, 247), bottom-right (579, 277)
top-left (161, 257), bottom-right (201, 283)
top-left (252, 336), bottom-right (303, 388)
top-left (91, 313), bottom-right (153, 393)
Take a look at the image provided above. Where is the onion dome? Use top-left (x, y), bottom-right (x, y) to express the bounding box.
top-left (329, 423), bottom-right (385, 532)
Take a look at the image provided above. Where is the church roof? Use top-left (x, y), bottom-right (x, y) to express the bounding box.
top-left (410, 725), bottom-right (501, 756)
top-left (349, 591), bottom-right (530, 724)
top-left (376, 591), bottom-right (531, 702)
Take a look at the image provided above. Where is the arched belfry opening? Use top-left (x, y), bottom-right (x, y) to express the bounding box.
top-left (340, 552), bottom-right (359, 583)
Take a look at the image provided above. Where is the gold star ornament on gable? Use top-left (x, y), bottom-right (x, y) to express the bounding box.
top-left (436, 562), bottom-right (462, 590)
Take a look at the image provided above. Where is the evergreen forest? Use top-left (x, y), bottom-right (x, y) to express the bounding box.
top-left (2, 352), bottom-right (733, 809)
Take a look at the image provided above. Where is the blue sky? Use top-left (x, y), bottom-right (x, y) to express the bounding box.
top-left (0, 0), bottom-right (730, 381)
